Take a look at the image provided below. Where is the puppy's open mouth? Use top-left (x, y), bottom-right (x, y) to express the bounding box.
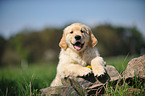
top-left (72, 42), bottom-right (84, 50)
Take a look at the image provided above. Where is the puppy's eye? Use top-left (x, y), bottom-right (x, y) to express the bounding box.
top-left (81, 30), bottom-right (85, 33)
top-left (70, 31), bottom-right (73, 34)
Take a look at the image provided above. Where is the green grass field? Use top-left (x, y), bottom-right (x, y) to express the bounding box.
top-left (0, 55), bottom-right (144, 96)
top-left (0, 63), bottom-right (57, 96)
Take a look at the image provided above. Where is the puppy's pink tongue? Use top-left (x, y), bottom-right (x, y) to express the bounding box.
top-left (74, 45), bottom-right (81, 50)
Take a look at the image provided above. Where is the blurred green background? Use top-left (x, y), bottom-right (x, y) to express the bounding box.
top-left (0, 24), bottom-right (144, 66)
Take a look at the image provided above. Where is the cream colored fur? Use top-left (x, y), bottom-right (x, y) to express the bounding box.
top-left (50, 23), bottom-right (106, 86)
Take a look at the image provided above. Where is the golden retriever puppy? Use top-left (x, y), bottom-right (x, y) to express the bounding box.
top-left (50, 23), bottom-right (106, 86)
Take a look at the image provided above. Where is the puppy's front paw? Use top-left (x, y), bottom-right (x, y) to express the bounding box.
top-left (93, 67), bottom-right (105, 76)
top-left (91, 57), bottom-right (106, 76)
top-left (78, 67), bottom-right (92, 76)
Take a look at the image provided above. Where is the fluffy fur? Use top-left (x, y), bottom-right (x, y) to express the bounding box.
top-left (50, 23), bottom-right (106, 86)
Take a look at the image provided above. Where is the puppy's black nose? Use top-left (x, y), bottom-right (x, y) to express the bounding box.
top-left (75, 35), bottom-right (81, 40)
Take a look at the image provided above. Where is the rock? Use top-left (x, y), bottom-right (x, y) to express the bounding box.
top-left (40, 65), bottom-right (121, 95)
top-left (123, 55), bottom-right (145, 79)
top-left (40, 86), bottom-right (79, 96)
top-left (63, 73), bottom-right (109, 95)
top-left (105, 65), bottom-right (122, 81)
top-left (123, 55), bottom-right (145, 87)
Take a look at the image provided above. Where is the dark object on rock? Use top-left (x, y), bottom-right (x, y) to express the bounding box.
top-left (40, 65), bottom-right (121, 95)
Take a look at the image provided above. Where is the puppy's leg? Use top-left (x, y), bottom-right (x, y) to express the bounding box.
top-left (91, 57), bottom-right (106, 76)
top-left (61, 64), bottom-right (92, 77)
top-left (50, 74), bottom-right (63, 86)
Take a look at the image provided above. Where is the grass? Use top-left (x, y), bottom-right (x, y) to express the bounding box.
top-left (105, 75), bottom-right (145, 96)
top-left (0, 55), bottom-right (144, 96)
top-left (104, 55), bottom-right (137, 73)
top-left (104, 55), bottom-right (145, 96)
top-left (0, 62), bottom-right (57, 96)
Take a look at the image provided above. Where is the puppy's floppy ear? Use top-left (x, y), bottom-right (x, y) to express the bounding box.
top-left (59, 32), bottom-right (68, 50)
top-left (90, 32), bottom-right (98, 47)
top-left (86, 26), bottom-right (98, 47)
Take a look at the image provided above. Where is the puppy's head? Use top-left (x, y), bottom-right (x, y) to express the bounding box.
top-left (59, 23), bottom-right (97, 52)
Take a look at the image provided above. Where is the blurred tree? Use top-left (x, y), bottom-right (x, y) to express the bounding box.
top-left (1, 24), bottom-right (144, 66)
top-left (21, 28), bottom-right (62, 62)
top-left (0, 35), bottom-right (6, 66)
top-left (13, 33), bottom-right (30, 64)
top-left (128, 26), bottom-right (144, 54)
top-left (92, 24), bottom-right (144, 56)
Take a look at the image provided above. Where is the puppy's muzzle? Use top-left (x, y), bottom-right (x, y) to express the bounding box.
top-left (71, 35), bottom-right (84, 50)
